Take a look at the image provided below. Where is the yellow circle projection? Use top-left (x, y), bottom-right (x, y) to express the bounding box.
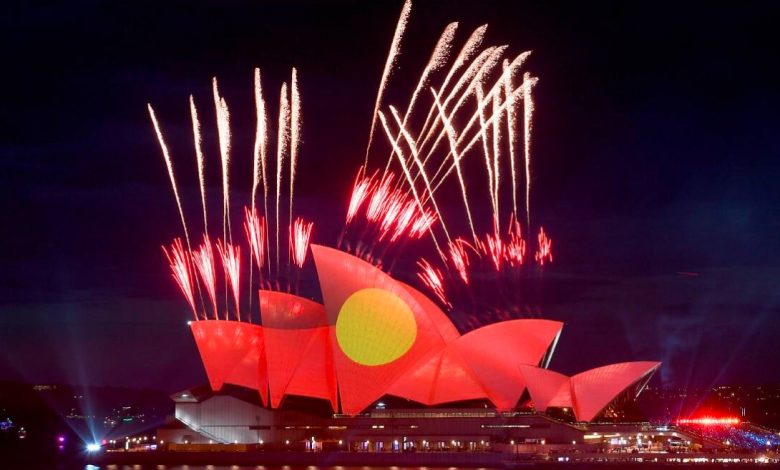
top-left (335, 288), bottom-right (417, 366)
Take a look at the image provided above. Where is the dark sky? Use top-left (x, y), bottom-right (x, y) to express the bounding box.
top-left (1, 0), bottom-right (779, 394)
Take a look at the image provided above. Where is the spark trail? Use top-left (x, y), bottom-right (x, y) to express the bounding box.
top-left (491, 90), bottom-right (501, 232)
top-left (383, 21), bottom-right (458, 175)
top-left (346, 169), bottom-right (375, 224)
top-left (448, 238), bottom-right (475, 284)
top-left (162, 238), bottom-right (198, 320)
top-left (417, 258), bottom-right (449, 307)
top-left (189, 96), bottom-right (208, 233)
top-left (505, 216), bottom-right (526, 266)
top-left (523, 72), bottom-right (537, 228)
top-left (378, 111), bottom-right (446, 260)
top-left (388, 105), bottom-right (452, 244)
top-left (275, 82), bottom-right (291, 272)
top-left (244, 208), bottom-right (267, 272)
top-left (502, 59), bottom-right (519, 217)
top-left (192, 237), bottom-right (219, 319)
top-left (253, 68), bottom-right (269, 215)
top-left (289, 68), bottom-right (302, 262)
top-left (147, 104), bottom-right (191, 248)
top-left (431, 88), bottom-right (478, 243)
top-left (363, 0), bottom-right (411, 172)
top-left (217, 240), bottom-right (242, 321)
top-left (535, 227), bottom-right (552, 265)
top-left (425, 51), bottom-right (531, 190)
top-left (410, 25), bottom-right (488, 163)
top-left (212, 78), bottom-right (232, 243)
top-left (290, 218), bottom-right (314, 268)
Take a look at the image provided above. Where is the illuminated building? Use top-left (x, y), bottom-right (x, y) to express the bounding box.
top-left (158, 245), bottom-right (661, 448)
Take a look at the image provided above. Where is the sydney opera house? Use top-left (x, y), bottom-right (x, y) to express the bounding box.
top-left (158, 244), bottom-right (661, 450)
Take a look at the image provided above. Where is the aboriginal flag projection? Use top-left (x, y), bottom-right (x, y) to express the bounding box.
top-left (310, 244), bottom-right (449, 415)
top-left (188, 245), bottom-right (660, 419)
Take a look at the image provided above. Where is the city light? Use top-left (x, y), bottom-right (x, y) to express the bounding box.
top-left (85, 443), bottom-right (101, 452)
top-left (676, 417), bottom-right (741, 426)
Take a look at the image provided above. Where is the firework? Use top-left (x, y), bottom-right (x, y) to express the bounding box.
top-left (480, 232), bottom-right (504, 271)
top-left (505, 216), bottom-right (526, 266)
top-left (162, 238), bottom-right (197, 319)
top-left (192, 236), bottom-right (219, 319)
top-left (535, 227), bottom-right (553, 266)
top-left (523, 72), bottom-right (537, 227)
top-left (217, 239), bottom-right (242, 321)
top-left (415, 46), bottom-right (499, 162)
top-left (363, 0), bottom-right (412, 171)
top-left (366, 172), bottom-right (395, 222)
top-left (502, 60), bottom-right (519, 218)
top-left (346, 169), bottom-right (375, 224)
top-left (244, 207), bottom-right (267, 271)
top-left (189, 96), bottom-right (208, 233)
top-left (491, 90), bottom-right (502, 232)
top-left (409, 208), bottom-right (437, 239)
top-left (378, 110), bottom-right (445, 259)
top-left (430, 88), bottom-right (478, 242)
top-left (378, 193), bottom-right (404, 241)
top-left (212, 78), bottom-right (232, 243)
top-left (424, 52), bottom-right (531, 194)
top-left (475, 84), bottom-right (497, 230)
top-left (289, 68), bottom-right (302, 251)
top-left (290, 218), bottom-right (314, 268)
top-left (416, 258), bottom-right (449, 307)
top-left (448, 238), bottom-right (476, 284)
top-left (253, 68), bottom-right (270, 217)
top-left (388, 105), bottom-right (451, 243)
top-left (410, 24), bottom-right (488, 159)
top-left (389, 199), bottom-right (417, 242)
top-left (147, 105), bottom-right (191, 247)
top-left (149, 1), bottom-right (553, 326)
top-left (383, 22), bottom-right (458, 174)
top-left (430, 77), bottom-right (531, 193)
top-left (276, 82), bottom-right (291, 271)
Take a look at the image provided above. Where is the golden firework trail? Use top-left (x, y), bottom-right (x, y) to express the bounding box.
top-left (189, 96), bottom-right (208, 234)
top-left (147, 104), bottom-right (191, 249)
top-left (502, 59), bottom-right (519, 217)
top-left (217, 239), bottom-right (242, 321)
top-left (253, 68), bottom-right (271, 279)
top-left (415, 46), bottom-right (499, 161)
top-left (429, 75), bottom-right (530, 194)
top-left (426, 51), bottom-right (530, 186)
top-left (412, 25), bottom-right (488, 156)
top-left (363, 0), bottom-right (411, 172)
top-left (252, 68), bottom-right (269, 213)
top-left (162, 238), bottom-right (198, 319)
top-left (378, 110), bottom-right (445, 260)
top-left (431, 88), bottom-right (478, 243)
top-left (475, 84), bottom-right (496, 227)
top-left (212, 78), bottom-right (232, 243)
top-left (491, 90), bottom-right (502, 233)
top-left (421, 46), bottom-right (522, 182)
top-left (275, 81), bottom-right (291, 272)
top-left (289, 67), bottom-right (302, 263)
top-left (382, 21), bottom-right (458, 175)
top-left (389, 105), bottom-right (452, 245)
top-left (522, 72), bottom-right (537, 228)
top-left (192, 236), bottom-right (219, 319)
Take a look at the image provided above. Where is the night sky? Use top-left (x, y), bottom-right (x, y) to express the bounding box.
top-left (2, 0), bottom-right (779, 394)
